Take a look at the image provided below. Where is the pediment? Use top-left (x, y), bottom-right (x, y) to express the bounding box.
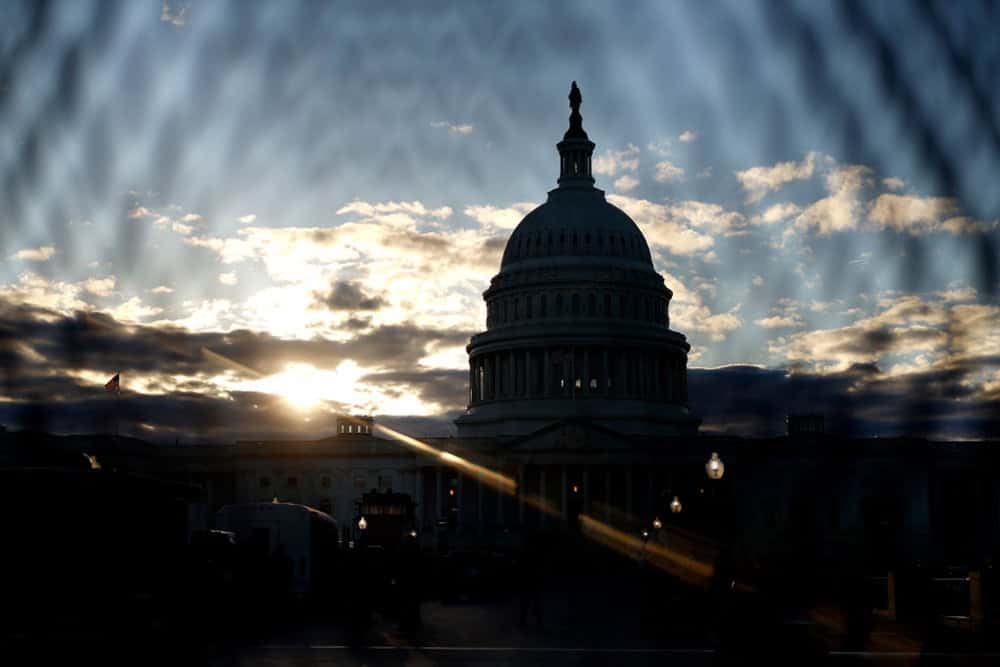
top-left (503, 420), bottom-right (637, 453)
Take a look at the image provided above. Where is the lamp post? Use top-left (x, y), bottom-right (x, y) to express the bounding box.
top-left (706, 452), bottom-right (725, 480)
top-left (670, 495), bottom-right (683, 514)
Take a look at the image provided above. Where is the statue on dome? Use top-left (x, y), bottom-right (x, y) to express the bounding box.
top-left (566, 81), bottom-right (586, 138)
top-left (569, 81), bottom-right (582, 114)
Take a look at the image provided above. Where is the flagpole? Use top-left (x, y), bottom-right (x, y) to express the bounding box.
top-left (115, 370), bottom-right (120, 438)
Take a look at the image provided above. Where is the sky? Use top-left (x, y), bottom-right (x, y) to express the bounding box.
top-left (1, 0), bottom-right (998, 442)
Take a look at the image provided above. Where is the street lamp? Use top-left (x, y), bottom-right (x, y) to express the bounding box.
top-left (670, 496), bottom-right (683, 514)
top-left (652, 516), bottom-right (663, 530)
top-left (358, 516), bottom-right (368, 531)
top-left (705, 452), bottom-right (725, 480)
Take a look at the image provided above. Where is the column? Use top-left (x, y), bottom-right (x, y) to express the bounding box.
top-left (526, 349), bottom-right (533, 396)
top-left (435, 466), bottom-right (443, 520)
top-left (626, 466), bottom-right (633, 516)
top-left (654, 355), bottom-right (661, 399)
top-left (603, 348), bottom-right (610, 395)
top-left (604, 469), bottom-right (611, 522)
top-left (518, 464), bottom-right (525, 524)
top-left (415, 467), bottom-right (424, 528)
top-left (457, 472), bottom-right (464, 528)
top-left (583, 346), bottom-right (590, 394)
top-left (497, 467), bottom-right (505, 525)
top-left (477, 477), bottom-right (484, 533)
top-left (543, 348), bottom-right (551, 397)
top-left (647, 469), bottom-right (654, 519)
top-left (493, 352), bottom-right (500, 398)
top-left (539, 466), bottom-right (547, 527)
top-left (561, 464), bottom-right (568, 527)
top-left (583, 465), bottom-right (591, 515)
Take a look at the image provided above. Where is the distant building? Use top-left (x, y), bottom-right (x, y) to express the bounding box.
top-left (787, 414), bottom-right (826, 436)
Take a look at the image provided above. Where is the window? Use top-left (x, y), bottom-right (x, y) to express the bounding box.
top-left (320, 475), bottom-right (331, 488)
top-left (259, 477), bottom-right (271, 489)
top-left (287, 476), bottom-right (298, 487)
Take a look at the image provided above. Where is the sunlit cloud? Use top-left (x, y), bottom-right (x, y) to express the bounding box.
top-left (430, 120), bottom-right (475, 135)
top-left (653, 160), bottom-right (685, 183)
top-left (736, 151), bottom-right (819, 204)
top-left (13, 246), bottom-right (57, 262)
top-left (592, 144), bottom-right (640, 177)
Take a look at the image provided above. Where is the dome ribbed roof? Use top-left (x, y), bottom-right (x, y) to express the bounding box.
top-left (500, 188), bottom-right (653, 269)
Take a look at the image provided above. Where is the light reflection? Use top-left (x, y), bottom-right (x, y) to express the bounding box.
top-left (374, 424), bottom-right (517, 496)
top-left (578, 513), bottom-right (715, 589)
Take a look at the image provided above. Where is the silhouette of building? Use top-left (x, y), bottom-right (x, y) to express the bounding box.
top-left (456, 81), bottom-right (698, 438)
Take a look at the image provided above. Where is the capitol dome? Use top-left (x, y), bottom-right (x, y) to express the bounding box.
top-left (455, 82), bottom-right (699, 439)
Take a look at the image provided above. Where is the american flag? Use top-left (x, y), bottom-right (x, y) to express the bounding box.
top-left (104, 373), bottom-right (120, 393)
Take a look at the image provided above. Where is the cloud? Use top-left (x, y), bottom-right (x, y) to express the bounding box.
top-left (664, 200), bottom-right (747, 236)
top-left (750, 202), bottom-right (801, 225)
top-left (868, 193), bottom-right (996, 235)
top-left (755, 314), bottom-right (805, 328)
top-left (160, 1), bottom-right (188, 28)
top-left (794, 164), bottom-right (872, 235)
top-left (238, 214), bottom-right (257, 224)
top-left (752, 275), bottom-right (765, 287)
top-left (678, 130), bottom-right (698, 143)
top-left (179, 213), bottom-right (202, 223)
top-left (13, 246), bottom-right (56, 262)
top-left (882, 177), bottom-right (905, 191)
top-left (768, 291), bottom-right (1000, 380)
top-left (660, 271), bottom-right (742, 342)
top-left (151, 286), bottom-right (174, 294)
top-left (171, 221), bottom-right (194, 235)
top-left (654, 160), bottom-right (685, 183)
top-left (218, 272), bottom-right (238, 286)
top-left (613, 174), bottom-right (640, 192)
top-left (314, 280), bottom-right (385, 311)
top-left (646, 140), bottom-right (672, 156)
top-left (336, 200), bottom-right (453, 222)
top-left (430, 121), bottom-right (475, 135)
top-left (607, 195), bottom-right (714, 256)
top-left (82, 277), bottom-right (116, 297)
top-left (592, 144), bottom-right (640, 177)
top-left (463, 202), bottom-right (537, 230)
top-left (688, 365), bottom-right (1000, 439)
top-left (735, 152), bottom-right (818, 204)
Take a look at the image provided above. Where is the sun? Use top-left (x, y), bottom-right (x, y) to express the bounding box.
top-left (246, 361), bottom-right (369, 411)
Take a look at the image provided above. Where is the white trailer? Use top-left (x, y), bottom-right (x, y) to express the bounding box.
top-left (216, 501), bottom-right (340, 595)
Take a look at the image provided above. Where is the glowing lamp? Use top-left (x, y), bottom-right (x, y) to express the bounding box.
top-left (652, 517), bottom-right (663, 530)
top-left (706, 452), bottom-right (725, 480)
top-left (670, 496), bottom-right (682, 514)
top-left (358, 516), bottom-right (368, 531)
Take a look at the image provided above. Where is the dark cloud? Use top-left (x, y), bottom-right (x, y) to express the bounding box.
top-left (313, 280), bottom-right (385, 311)
top-left (689, 364), bottom-right (1000, 440)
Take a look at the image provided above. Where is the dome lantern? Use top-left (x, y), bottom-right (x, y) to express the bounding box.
top-left (557, 81), bottom-right (596, 188)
